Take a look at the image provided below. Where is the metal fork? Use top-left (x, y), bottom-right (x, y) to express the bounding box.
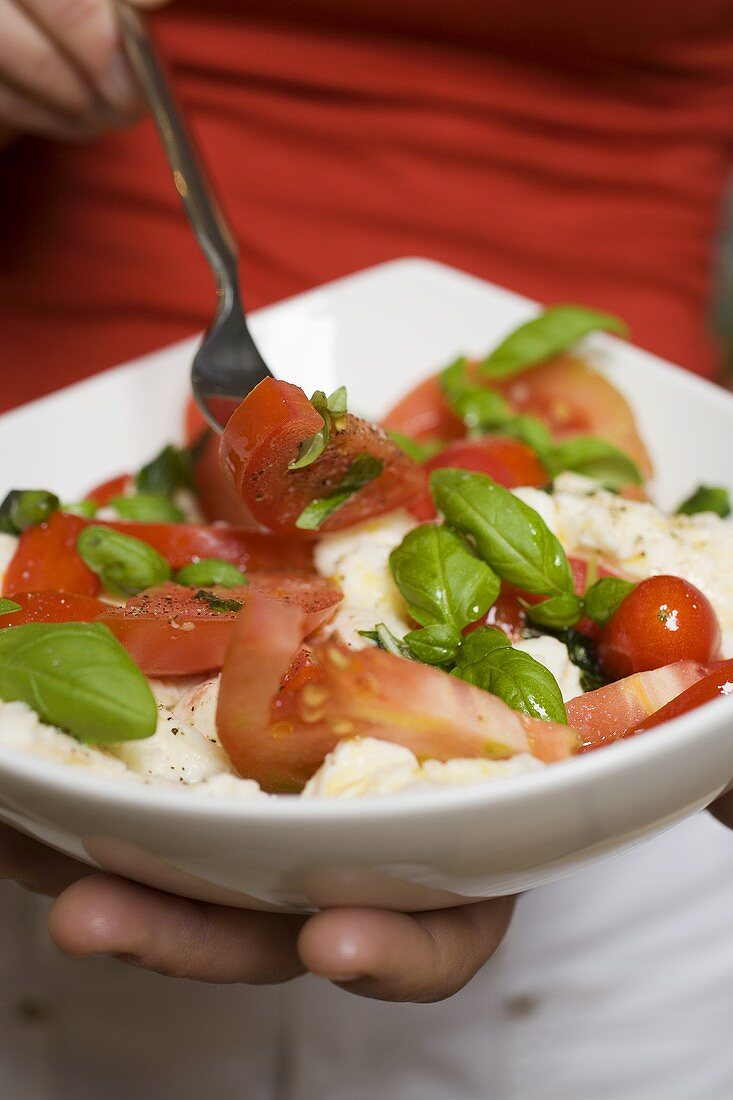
top-left (117, 3), bottom-right (272, 433)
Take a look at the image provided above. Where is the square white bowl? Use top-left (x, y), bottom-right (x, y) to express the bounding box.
top-left (0, 257), bottom-right (731, 913)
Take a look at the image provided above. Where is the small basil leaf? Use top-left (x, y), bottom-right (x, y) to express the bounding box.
top-left (0, 490), bottom-right (60, 533)
top-left (454, 642), bottom-right (567, 724)
top-left (455, 389), bottom-right (513, 432)
top-left (439, 357), bottom-right (471, 401)
top-left (501, 416), bottom-right (554, 463)
top-left (109, 494), bottom-right (185, 523)
top-left (176, 560), bottom-right (248, 588)
top-left (582, 576), bottom-right (635, 626)
top-left (548, 437), bottom-right (642, 490)
top-left (0, 599), bottom-right (21, 616)
top-left (289, 387), bottom-right (349, 470)
top-left (387, 431), bottom-right (444, 464)
top-left (480, 305), bottom-right (628, 380)
top-left (404, 624), bottom-right (461, 666)
top-left (193, 590), bottom-right (244, 614)
top-left (431, 469), bottom-right (574, 595)
top-left (77, 526), bottom-right (172, 597)
top-left (454, 626), bottom-right (511, 675)
top-left (0, 622), bottom-right (157, 743)
top-left (358, 623), bottom-right (410, 658)
top-left (389, 524), bottom-right (499, 630)
top-left (63, 500), bottom-right (99, 519)
top-left (522, 592), bottom-right (583, 629)
top-left (136, 444), bottom-right (194, 496)
top-left (295, 455), bottom-right (382, 531)
top-left (676, 485), bottom-right (731, 519)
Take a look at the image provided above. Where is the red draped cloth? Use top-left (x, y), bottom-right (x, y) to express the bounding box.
top-left (1, 0), bottom-right (732, 411)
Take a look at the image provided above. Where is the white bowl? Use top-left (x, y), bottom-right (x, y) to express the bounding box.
top-left (1, 258), bottom-right (732, 914)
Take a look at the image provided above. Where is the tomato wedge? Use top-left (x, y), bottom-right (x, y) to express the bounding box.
top-left (217, 593), bottom-right (579, 792)
top-left (99, 575), bottom-right (341, 676)
top-left (96, 520), bottom-right (313, 573)
top-left (221, 378), bottom-right (426, 538)
top-left (498, 354), bottom-right (653, 481)
top-left (3, 513), bottom-right (100, 598)
top-left (381, 375), bottom-right (464, 443)
top-left (85, 474), bottom-right (132, 507)
top-left (0, 590), bottom-right (108, 627)
top-left (630, 660), bottom-right (733, 733)
top-left (566, 660), bottom-right (706, 750)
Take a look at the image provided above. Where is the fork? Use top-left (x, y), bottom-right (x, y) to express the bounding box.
top-left (116, 3), bottom-right (272, 433)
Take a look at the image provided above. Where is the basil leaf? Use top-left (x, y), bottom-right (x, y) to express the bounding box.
top-left (501, 416), bottom-right (554, 462)
top-left (289, 387), bottom-right (349, 471)
top-left (358, 623), bottom-right (410, 658)
top-left (0, 599), bottom-right (21, 616)
top-left (63, 500), bottom-right (99, 519)
top-left (582, 576), bottom-right (635, 626)
top-left (404, 624), bottom-right (461, 666)
top-left (480, 305), bottom-right (628, 380)
top-left (110, 494), bottom-right (185, 523)
top-left (389, 525), bottom-right (499, 630)
top-left (77, 526), bottom-right (172, 597)
top-left (136, 444), bottom-right (194, 496)
top-left (0, 623), bottom-right (157, 743)
top-left (548, 437), bottom-right (642, 490)
top-left (194, 590), bottom-right (244, 614)
top-left (431, 469), bottom-right (574, 595)
top-left (676, 485), bottom-right (731, 519)
top-left (439, 358), bottom-right (513, 432)
top-left (0, 490), bottom-right (60, 533)
top-left (295, 454), bottom-right (382, 531)
top-left (175, 560), bottom-right (248, 588)
top-left (387, 431), bottom-right (444, 464)
top-left (523, 592), bottom-right (583, 629)
top-left (454, 626), bottom-right (511, 675)
top-left (454, 639), bottom-right (567, 724)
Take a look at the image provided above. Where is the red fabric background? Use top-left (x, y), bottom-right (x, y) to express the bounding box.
top-left (1, 0), bottom-right (733, 411)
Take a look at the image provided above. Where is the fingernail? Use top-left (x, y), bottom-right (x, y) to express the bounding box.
top-left (98, 49), bottom-right (138, 110)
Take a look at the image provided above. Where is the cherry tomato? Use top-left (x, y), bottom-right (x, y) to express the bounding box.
top-left (498, 354), bottom-right (653, 481)
top-left (221, 378), bottom-right (426, 538)
top-left (0, 590), bottom-right (108, 627)
top-left (381, 375), bottom-right (465, 443)
top-left (98, 575), bottom-right (341, 676)
top-left (566, 659), bottom-right (706, 750)
top-left (597, 575), bottom-right (721, 680)
top-left (629, 660), bottom-right (733, 734)
top-left (216, 593), bottom-right (579, 792)
top-left (97, 520), bottom-right (314, 573)
top-left (85, 474), bottom-right (132, 507)
top-left (3, 513), bottom-right (100, 598)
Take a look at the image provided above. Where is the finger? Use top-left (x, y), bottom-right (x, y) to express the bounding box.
top-left (0, 0), bottom-right (105, 118)
top-left (0, 822), bottom-right (94, 895)
top-left (20, 0), bottom-right (138, 113)
top-left (0, 79), bottom-right (114, 139)
top-left (298, 897), bottom-right (516, 1004)
top-left (49, 875), bottom-right (307, 984)
top-left (710, 791), bottom-right (733, 830)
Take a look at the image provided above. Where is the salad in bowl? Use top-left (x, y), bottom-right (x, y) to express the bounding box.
top-left (0, 299), bottom-right (730, 809)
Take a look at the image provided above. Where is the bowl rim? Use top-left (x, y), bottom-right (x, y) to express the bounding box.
top-left (1, 256), bottom-right (732, 823)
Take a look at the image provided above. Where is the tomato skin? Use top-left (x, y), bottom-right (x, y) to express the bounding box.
top-left (98, 520), bottom-right (314, 573)
top-left (3, 513), bottom-right (100, 598)
top-left (463, 586), bottom-right (528, 641)
top-left (597, 575), bottom-right (721, 680)
top-left (99, 576), bottom-right (341, 676)
top-left (426, 437), bottom-right (549, 488)
top-left (0, 590), bottom-right (108, 627)
top-left (222, 378), bottom-right (426, 538)
top-left (629, 660), bottom-right (733, 733)
top-left (381, 375), bottom-right (464, 443)
top-left (85, 474), bottom-right (131, 507)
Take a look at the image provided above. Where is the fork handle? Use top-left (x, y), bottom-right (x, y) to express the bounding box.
top-left (116, 3), bottom-right (240, 301)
